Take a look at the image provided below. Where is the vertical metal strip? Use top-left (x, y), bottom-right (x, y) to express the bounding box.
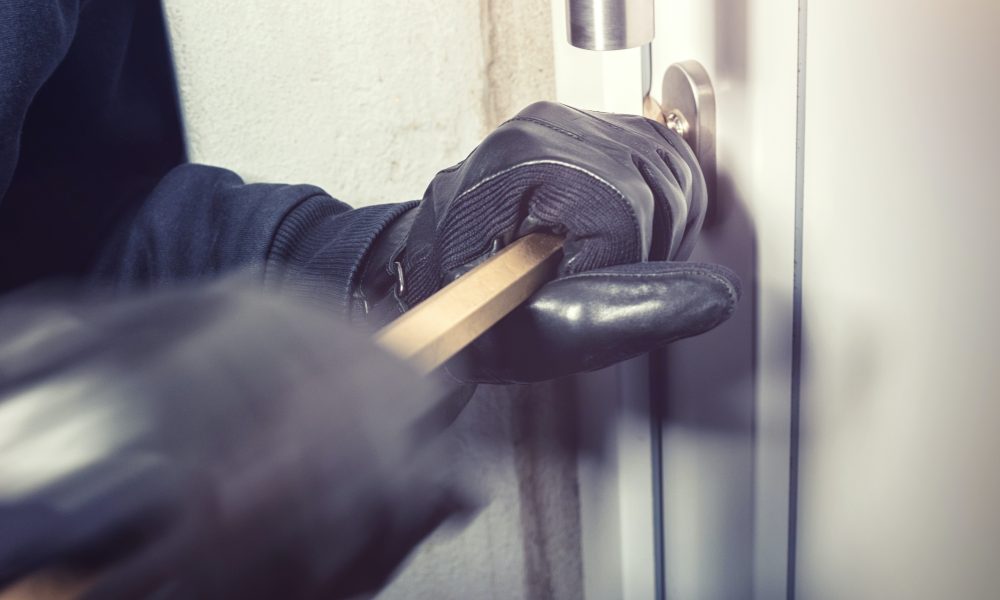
top-left (787, 0), bottom-right (809, 598)
top-left (641, 43), bottom-right (653, 97)
top-left (649, 353), bottom-right (666, 600)
top-left (641, 41), bottom-right (667, 600)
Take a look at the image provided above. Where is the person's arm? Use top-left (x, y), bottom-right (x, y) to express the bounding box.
top-left (0, 0), bottom-right (410, 312)
top-left (1, 0), bottom-right (741, 383)
top-left (0, 0), bottom-right (78, 203)
top-left (0, 283), bottom-right (470, 599)
top-left (87, 163), bottom-right (415, 316)
top-left (0, 0), bottom-right (188, 291)
top-left (89, 101), bottom-right (744, 382)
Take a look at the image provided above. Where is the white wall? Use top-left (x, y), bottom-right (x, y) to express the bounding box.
top-left (164, 0), bottom-right (554, 206)
top-left (797, 1), bottom-right (1000, 597)
top-left (649, 1), bottom-right (1000, 597)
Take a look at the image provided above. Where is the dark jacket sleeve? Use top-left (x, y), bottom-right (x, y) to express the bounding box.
top-left (90, 164), bottom-right (415, 314)
top-left (0, 0), bottom-right (191, 290)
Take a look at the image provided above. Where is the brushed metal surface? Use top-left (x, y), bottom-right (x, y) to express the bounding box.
top-left (661, 60), bottom-right (716, 221)
top-left (566, 0), bottom-right (654, 50)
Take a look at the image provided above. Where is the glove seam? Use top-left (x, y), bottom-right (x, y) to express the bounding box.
top-left (505, 116), bottom-right (584, 140)
top-left (450, 159), bottom-right (643, 266)
top-left (644, 119), bottom-right (697, 167)
top-left (565, 105), bottom-right (638, 139)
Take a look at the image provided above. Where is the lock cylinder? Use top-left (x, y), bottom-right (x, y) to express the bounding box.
top-left (566, 0), bottom-right (654, 50)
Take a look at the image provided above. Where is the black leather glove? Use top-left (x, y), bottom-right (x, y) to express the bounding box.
top-left (0, 285), bottom-right (468, 599)
top-left (353, 101), bottom-right (741, 382)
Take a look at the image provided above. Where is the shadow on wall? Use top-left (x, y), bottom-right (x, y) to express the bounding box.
top-left (654, 154), bottom-right (761, 599)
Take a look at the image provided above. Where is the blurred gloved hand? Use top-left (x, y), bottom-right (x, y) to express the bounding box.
top-left (354, 101), bottom-right (741, 382)
top-left (0, 285), bottom-right (469, 599)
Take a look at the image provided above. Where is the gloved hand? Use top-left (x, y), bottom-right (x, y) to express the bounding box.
top-left (0, 285), bottom-right (469, 599)
top-left (353, 101), bottom-right (741, 382)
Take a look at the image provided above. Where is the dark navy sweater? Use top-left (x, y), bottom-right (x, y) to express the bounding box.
top-left (0, 0), bottom-right (405, 313)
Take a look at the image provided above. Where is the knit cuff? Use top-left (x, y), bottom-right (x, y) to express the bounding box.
top-left (264, 198), bottom-right (419, 316)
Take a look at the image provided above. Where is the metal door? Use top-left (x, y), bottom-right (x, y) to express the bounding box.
top-left (555, 0), bottom-right (1000, 598)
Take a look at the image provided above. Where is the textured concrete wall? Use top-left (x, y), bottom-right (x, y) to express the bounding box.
top-left (378, 383), bottom-right (584, 600)
top-left (164, 0), bottom-right (554, 206)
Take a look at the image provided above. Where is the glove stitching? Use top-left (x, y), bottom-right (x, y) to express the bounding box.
top-left (565, 105), bottom-right (639, 139)
top-left (506, 116), bottom-right (584, 140)
top-left (436, 160), bottom-right (466, 175)
top-left (558, 107), bottom-right (694, 255)
top-left (450, 159), bottom-right (643, 258)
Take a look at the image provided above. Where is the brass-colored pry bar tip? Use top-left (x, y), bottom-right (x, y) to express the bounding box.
top-left (374, 232), bottom-right (565, 375)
